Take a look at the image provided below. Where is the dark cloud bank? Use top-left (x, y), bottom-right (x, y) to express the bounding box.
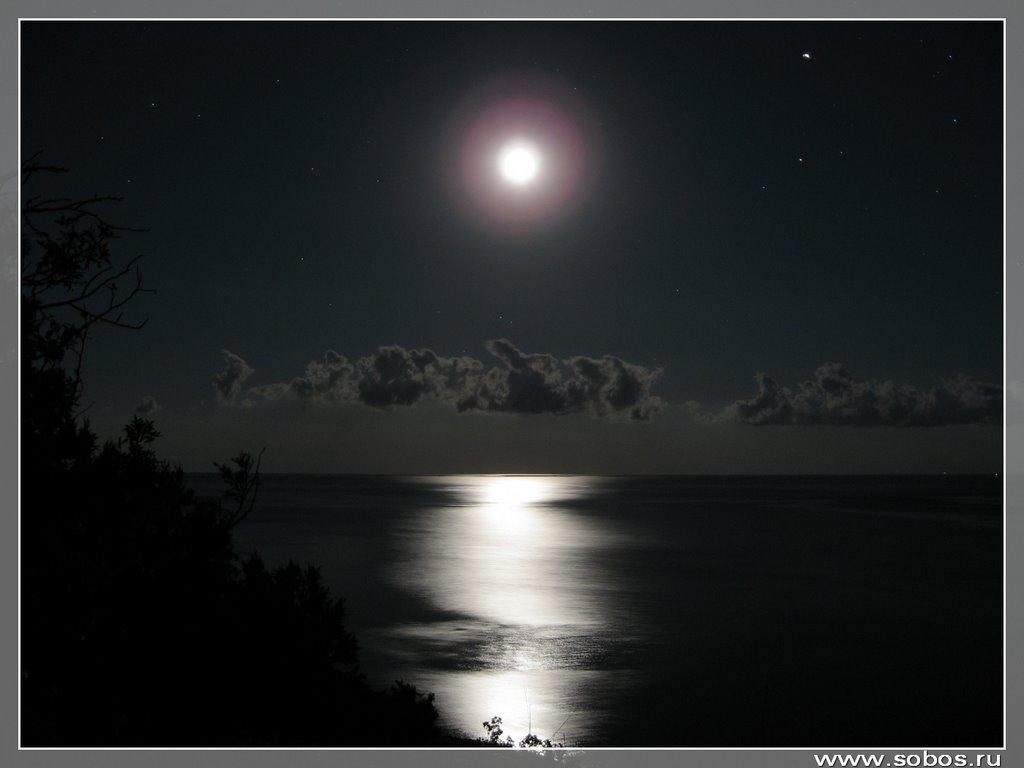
top-left (215, 339), bottom-right (663, 421)
top-left (722, 362), bottom-right (1001, 427)
top-left (214, 345), bottom-right (1000, 427)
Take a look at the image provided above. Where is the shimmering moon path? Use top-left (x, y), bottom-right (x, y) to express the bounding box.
top-left (221, 473), bottom-right (1002, 747)
top-left (386, 475), bottom-right (625, 745)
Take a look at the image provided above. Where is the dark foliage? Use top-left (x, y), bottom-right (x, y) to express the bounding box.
top-left (20, 164), bottom-right (447, 746)
top-left (483, 716), bottom-right (563, 750)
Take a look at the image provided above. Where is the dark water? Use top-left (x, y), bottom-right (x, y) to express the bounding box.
top-left (187, 473), bottom-right (1003, 747)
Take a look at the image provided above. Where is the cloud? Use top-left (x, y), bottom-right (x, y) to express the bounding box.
top-left (722, 362), bottom-right (1001, 427)
top-left (289, 349), bottom-right (358, 404)
top-left (134, 395), bottom-right (162, 416)
top-left (722, 371), bottom-right (793, 426)
top-left (473, 339), bottom-right (663, 420)
top-left (213, 349), bottom-right (254, 404)
top-left (355, 346), bottom-right (484, 409)
top-left (474, 339), bottom-right (572, 415)
top-left (213, 340), bottom-right (662, 420)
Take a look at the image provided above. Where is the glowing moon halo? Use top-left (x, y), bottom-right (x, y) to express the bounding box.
top-left (443, 73), bottom-right (604, 232)
top-left (498, 141), bottom-right (540, 185)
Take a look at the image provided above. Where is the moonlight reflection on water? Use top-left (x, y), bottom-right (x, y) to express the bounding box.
top-left (387, 475), bottom-right (628, 742)
top-left (404, 475), bottom-right (614, 627)
top-left (220, 473), bottom-right (1002, 746)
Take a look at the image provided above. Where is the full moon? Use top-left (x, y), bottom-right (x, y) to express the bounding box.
top-left (498, 141), bottom-right (540, 185)
top-left (446, 73), bottom-right (602, 230)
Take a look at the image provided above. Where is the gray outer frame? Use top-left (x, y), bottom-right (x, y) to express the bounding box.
top-left (3, 2), bottom-right (1018, 767)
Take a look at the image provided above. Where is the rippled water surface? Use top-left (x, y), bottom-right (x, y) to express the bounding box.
top-left (190, 474), bottom-right (1002, 747)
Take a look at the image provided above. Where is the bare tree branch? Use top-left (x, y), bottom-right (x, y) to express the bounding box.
top-left (214, 447), bottom-right (267, 529)
top-left (21, 159), bottom-right (152, 415)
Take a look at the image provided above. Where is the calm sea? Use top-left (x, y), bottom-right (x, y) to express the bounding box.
top-left (187, 474), bottom-right (1002, 747)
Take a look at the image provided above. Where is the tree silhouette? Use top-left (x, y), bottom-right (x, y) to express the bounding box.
top-left (21, 157), bottom-right (151, 423)
top-left (214, 447), bottom-right (266, 529)
top-left (20, 163), bottom-right (454, 746)
top-left (482, 715), bottom-right (563, 750)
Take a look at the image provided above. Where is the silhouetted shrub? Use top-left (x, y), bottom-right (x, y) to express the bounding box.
top-left (20, 164), bottom-right (446, 746)
top-left (482, 715), bottom-right (564, 750)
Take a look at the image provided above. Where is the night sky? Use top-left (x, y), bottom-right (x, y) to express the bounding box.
top-left (21, 20), bottom-right (1004, 473)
